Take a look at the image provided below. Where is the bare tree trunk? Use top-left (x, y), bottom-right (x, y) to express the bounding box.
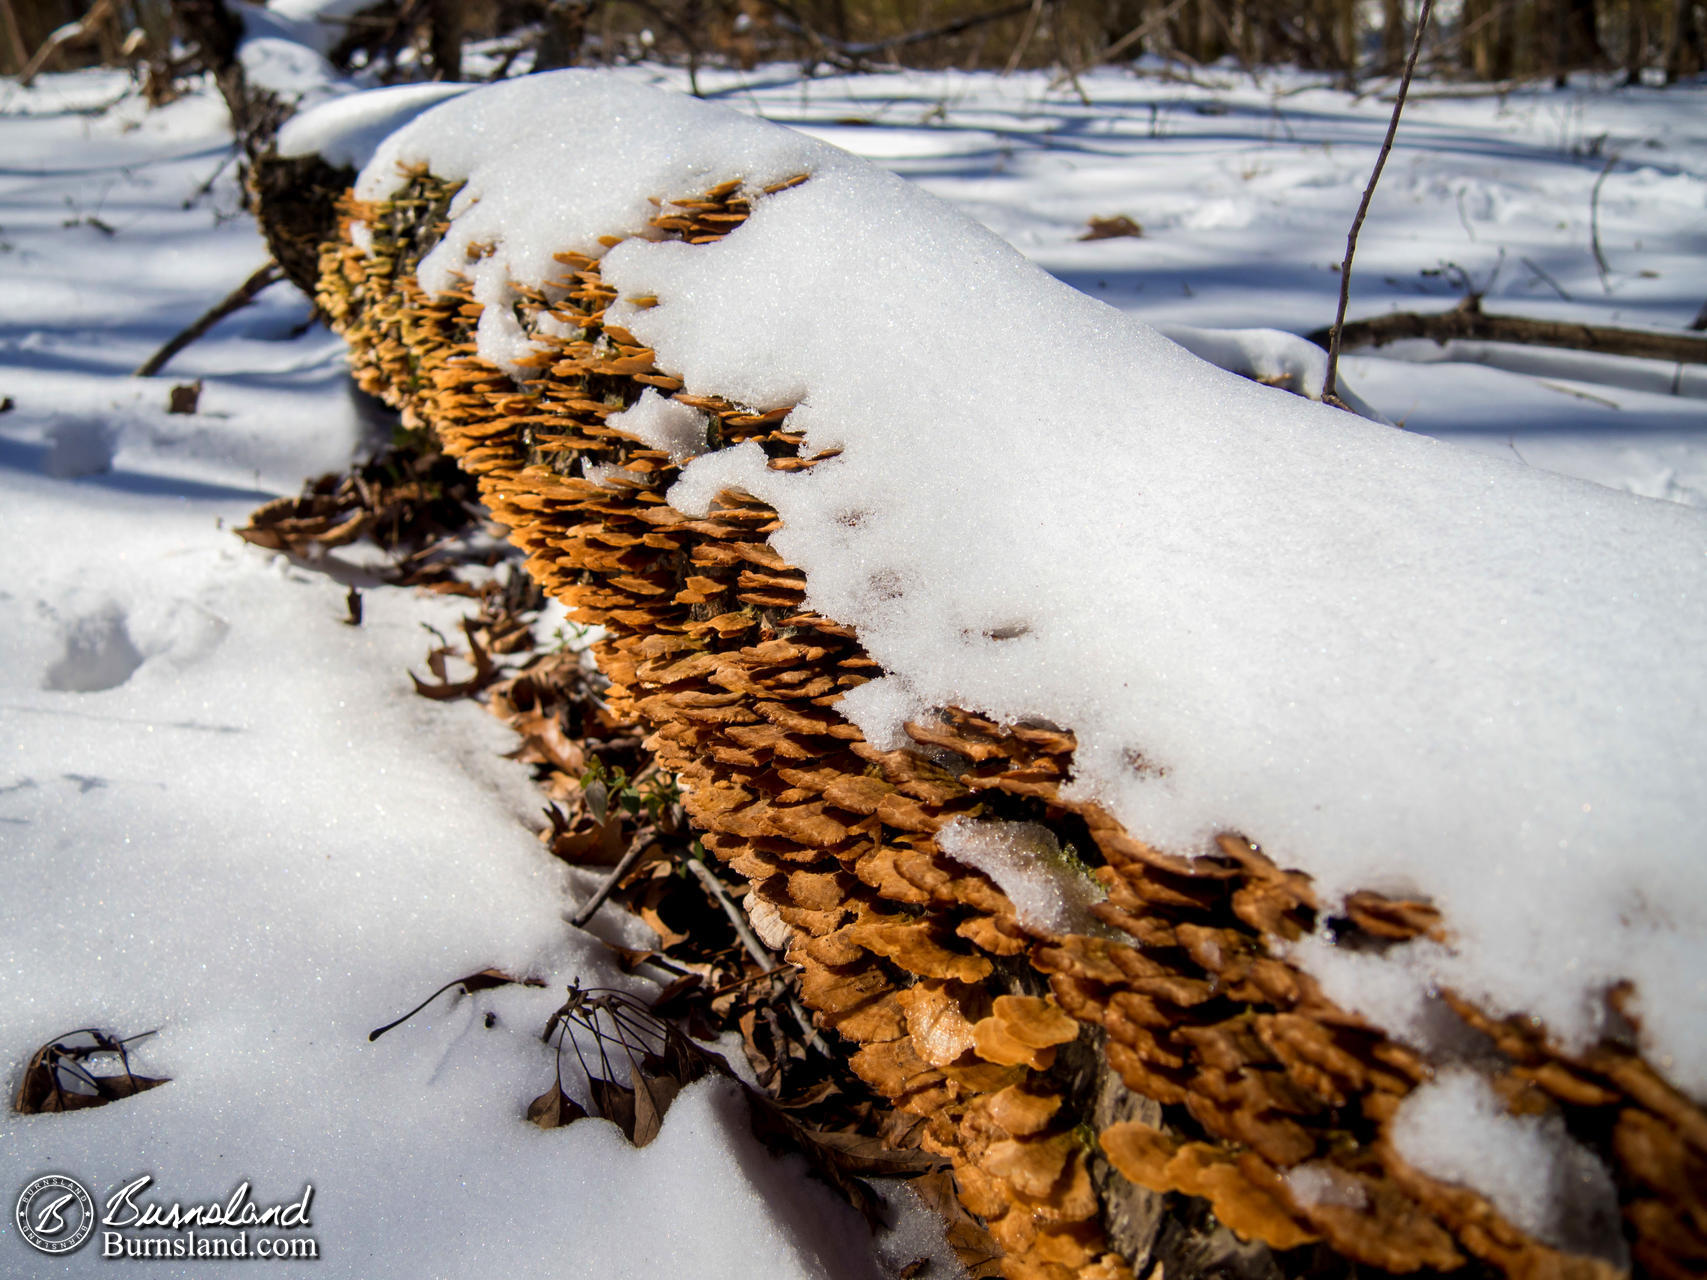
top-left (1622, 0), bottom-right (1648, 79)
top-left (1169, 0), bottom-right (1223, 61)
top-left (1537, 0), bottom-right (1561, 81)
top-left (1332, 0), bottom-right (1358, 77)
top-left (426, 0), bottom-right (462, 79)
top-left (1246, 0), bottom-right (1288, 64)
top-left (535, 0), bottom-right (598, 68)
top-left (1184, 0), bottom-right (1225, 61)
top-left (824, 0), bottom-right (847, 43)
top-left (1383, 0), bottom-right (1408, 72)
top-left (0, 0), bottom-right (31, 74)
top-left (5, 0), bottom-right (81, 73)
top-left (1560, 0), bottom-right (1606, 66)
top-left (1492, 0), bottom-right (1516, 73)
top-left (1097, 0), bottom-right (1148, 51)
top-left (1231, 0), bottom-right (1257, 64)
top-left (1666, 0), bottom-right (1705, 77)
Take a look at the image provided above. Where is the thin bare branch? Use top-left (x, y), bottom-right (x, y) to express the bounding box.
top-left (1002, 0), bottom-right (1045, 75)
top-left (19, 0), bottom-right (119, 86)
top-left (135, 261), bottom-right (284, 378)
top-left (1590, 151), bottom-right (1619, 292)
top-left (0, 0), bottom-right (27, 74)
top-left (1520, 256), bottom-right (1572, 300)
top-left (1064, 0), bottom-right (1190, 81)
top-left (843, 0), bottom-right (1032, 62)
top-left (1323, 0), bottom-right (1436, 409)
top-left (568, 827), bottom-right (657, 928)
top-left (684, 855), bottom-right (828, 1056)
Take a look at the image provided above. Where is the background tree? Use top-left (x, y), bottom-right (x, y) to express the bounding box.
top-left (5, 0), bottom-right (1702, 108)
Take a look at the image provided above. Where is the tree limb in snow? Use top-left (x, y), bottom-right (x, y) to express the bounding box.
top-left (135, 261), bottom-right (284, 378)
top-left (1307, 294), bottom-right (1707, 367)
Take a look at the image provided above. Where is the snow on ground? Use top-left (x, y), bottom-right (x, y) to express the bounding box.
top-left (697, 63), bottom-right (1707, 504)
top-left (2, 56), bottom-right (1703, 1275)
top-left (0, 72), bottom-right (937, 1278)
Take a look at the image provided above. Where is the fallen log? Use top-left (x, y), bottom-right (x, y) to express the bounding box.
top-left (1309, 294), bottom-right (1707, 366)
top-left (259, 73), bottom-right (1707, 1280)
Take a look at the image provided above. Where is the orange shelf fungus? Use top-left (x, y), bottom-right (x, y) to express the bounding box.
top-left (262, 152), bottom-right (1707, 1280)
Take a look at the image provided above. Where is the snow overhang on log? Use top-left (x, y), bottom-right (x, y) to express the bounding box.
top-left (259, 71), bottom-right (1707, 1280)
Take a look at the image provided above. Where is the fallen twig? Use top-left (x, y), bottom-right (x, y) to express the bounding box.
top-left (1307, 294), bottom-right (1707, 366)
top-left (1322, 0), bottom-right (1435, 409)
top-left (1519, 256), bottom-right (1572, 301)
top-left (684, 854), bottom-right (828, 1056)
top-left (135, 261), bottom-right (284, 377)
top-left (569, 827), bottom-right (658, 928)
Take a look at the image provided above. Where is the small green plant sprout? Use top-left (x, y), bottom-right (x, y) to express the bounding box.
top-left (579, 756), bottom-right (682, 826)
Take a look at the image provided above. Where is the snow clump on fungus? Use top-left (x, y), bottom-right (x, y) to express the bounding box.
top-left (279, 70), bottom-right (1707, 1280)
top-left (1389, 1069), bottom-right (1627, 1267)
top-left (938, 818), bottom-right (1112, 937)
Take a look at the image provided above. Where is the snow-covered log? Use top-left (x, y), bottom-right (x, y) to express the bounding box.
top-left (263, 73), bottom-right (1707, 1280)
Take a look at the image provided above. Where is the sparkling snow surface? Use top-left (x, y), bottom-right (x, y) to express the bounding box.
top-left (355, 71), bottom-right (1707, 1097)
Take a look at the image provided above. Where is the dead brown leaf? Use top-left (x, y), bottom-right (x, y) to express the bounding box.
top-left (648, 973), bottom-right (705, 1017)
top-left (15, 1029), bottom-right (170, 1115)
top-left (798, 1127), bottom-right (947, 1178)
top-left (630, 1065), bottom-right (685, 1147)
top-left (168, 381), bottom-right (202, 414)
top-left (411, 618), bottom-right (499, 700)
top-left (1081, 214), bottom-right (1144, 240)
top-left (910, 1170), bottom-right (1005, 1278)
top-left (545, 811), bottom-right (629, 866)
top-left (589, 1075), bottom-right (638, 1138)
top-left (526, 1078), bottom-right (589, 1129)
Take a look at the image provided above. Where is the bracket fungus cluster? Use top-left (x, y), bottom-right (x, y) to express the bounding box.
top-left (264, 104), bottom-right (1706, 1280)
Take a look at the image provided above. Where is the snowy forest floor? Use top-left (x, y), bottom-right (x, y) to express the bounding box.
top-left (1, 61), bottom-right (1703, 1278)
